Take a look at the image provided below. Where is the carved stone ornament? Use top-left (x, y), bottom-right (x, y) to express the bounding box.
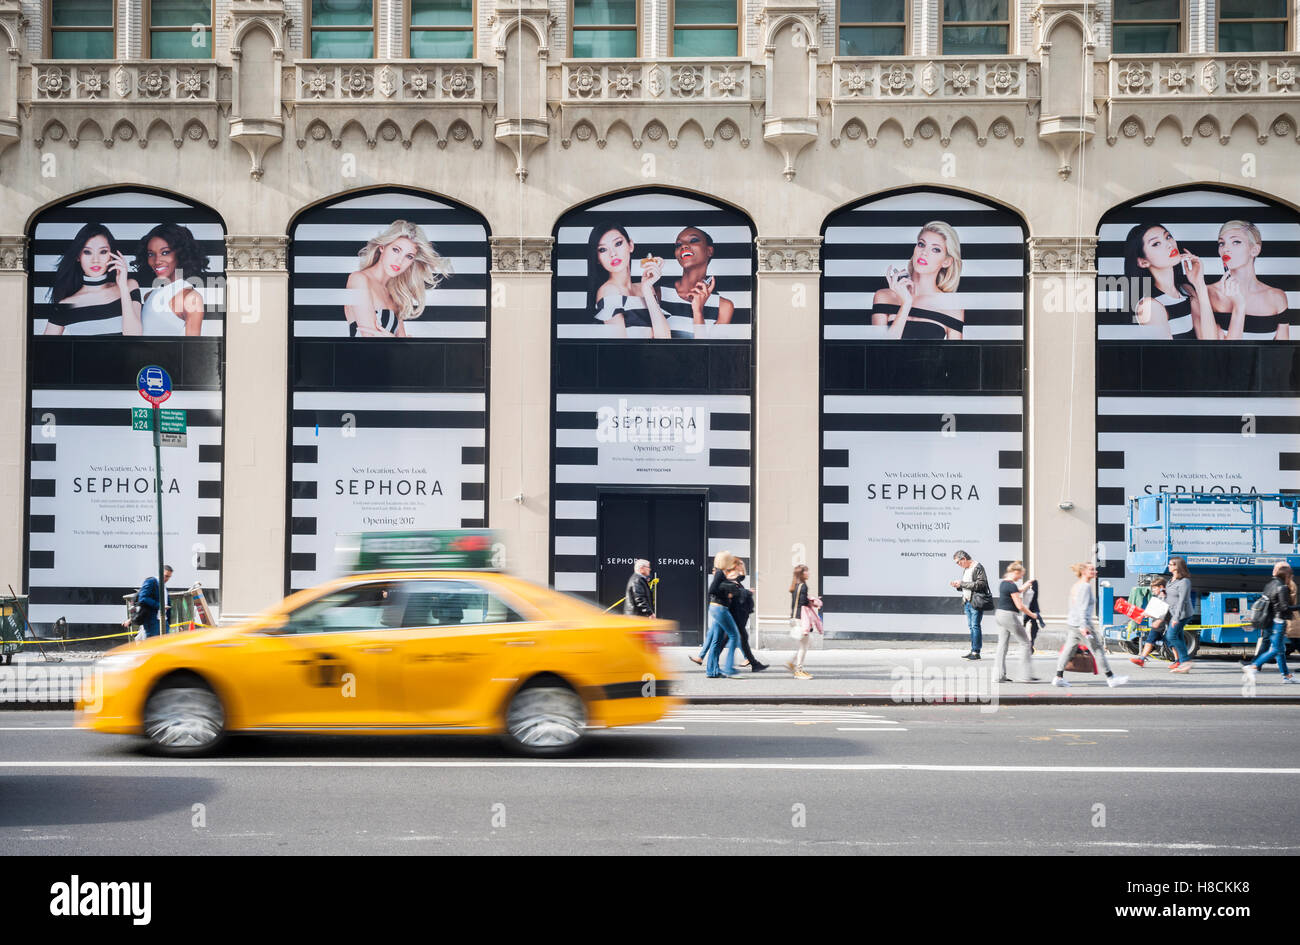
top-left (225, 236), bottom-right (288, 272)
top-left (1028, 236), bottom-right (1097, 274)
top-left (490, 237), bottom-right (554, 273)
top-left (755, 237), bottom-right (822, 273)
top-left (0, 235), bottom-right (27, 271)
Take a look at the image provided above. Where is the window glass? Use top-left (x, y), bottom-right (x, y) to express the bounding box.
top-left (287, 583), bottom-right (408, 634)
top-left (1217, 22), bottom-right (1286, 51)
top-left (51, 0), bottom-right (113, 27)
top-left (401, 581), bottom-right (526, 628)
top-left (311, 30), bottom-right (375, 57)
top-left (839, 26), bottom-right (905, 55)
top-left (572, 30), bottom-right (638, 56)
top-left (411, 0), bottom-right (472, 25)
top-left (313, 0), bottom-right (374, 26)
top-left (1112, 24), bottom-right (1179, 54)
top-left (673, 27), bottom-right (737, 55)
top-left (574, 0), bottom-right (637, 26)
top-left (1219, 0), bottom-right (1285, 17)
top-left (410, 30), bottom-right (474, 57)
top-left (674, 0), bottom-right (736, 25)
top-left (51, 31), bottom-right (114, 57)
top-left (1114, 0), bottom-right (1181, 18)
top-left (152, 30), bottom-right (212, 57)
top-left (942, 0), bottom-right (1008, 19)
top-left (151, 0), bottom-right (210, 26)
top-left (842, 0), bottom-right (906, 20)
top-left (941, 24), bottom-right (1008, 54)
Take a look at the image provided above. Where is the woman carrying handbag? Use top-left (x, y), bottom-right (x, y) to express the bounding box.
top-left (788, 565), bottom-right (823, 679)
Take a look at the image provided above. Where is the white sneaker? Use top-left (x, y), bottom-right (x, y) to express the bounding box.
top-left (1051, 676), bottom-right (1070, 688)
top-left (1106, 675), bottom-right (1129, 688)
top-left (1242, 664), bottom-right (1259, 677)
top-left (1282, 675), bottom-right (1297, 685)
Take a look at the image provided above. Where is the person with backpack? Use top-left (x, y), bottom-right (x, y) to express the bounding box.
top-left (1052, 562), bottom-right (1128, 688)
top-left (1243, 563), bottom-right (1298, 684)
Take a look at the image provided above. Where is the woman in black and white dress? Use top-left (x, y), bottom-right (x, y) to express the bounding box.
top-left (1121, 222), bottom-right (1215, 339)
top-left (586, 224), bottom-right (670, 339)
top-left (345, 220), bottom-right (451, 337)
top-left (656, 225), bottom-right (734, 339)
top-left (43, 223), bottom-right (142, 336)
top-left (871, 221), bottom-right (966, 340)
top-left (1208, 220), bottom-right (1292, 340)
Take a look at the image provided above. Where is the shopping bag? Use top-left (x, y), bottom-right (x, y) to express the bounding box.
top-left (1063, 644), bottom-right (1098, 674)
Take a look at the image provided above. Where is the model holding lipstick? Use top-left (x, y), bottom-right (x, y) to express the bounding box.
top-left (344, 220), bottom-right (451, 338)
top-left (871, 221), bottom-right (965, 339)
top-left (1207, 220), bottom-right (1290, 340)
top-left (657, 225), bottom-right (734, 339)
top-left (44, 223), bottom-right (142, 335)
top-left (586, 223), bottom-right (670, 339)
top-left (135, 223), bottom-right (208, 336)
top-left (1121, 223), bottom-right (1215, 340)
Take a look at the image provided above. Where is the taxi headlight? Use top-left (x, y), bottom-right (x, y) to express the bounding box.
top-left (97, 653), bottom-right (148, 674)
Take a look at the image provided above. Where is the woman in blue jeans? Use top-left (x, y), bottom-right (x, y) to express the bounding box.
top-left (701, 551), bottom-right (744, 679)
top-left (1163, 556), bottom-right (1194, 673)
top-left (1244, 563), bottom-right (1297, 684)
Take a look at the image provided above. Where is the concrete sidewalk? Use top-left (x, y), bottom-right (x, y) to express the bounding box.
top-left (2, 641), bottom-right (1297, 709)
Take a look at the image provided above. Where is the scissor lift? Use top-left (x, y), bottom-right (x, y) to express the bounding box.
top-left (1102, 493), bottom-right (1300, 656)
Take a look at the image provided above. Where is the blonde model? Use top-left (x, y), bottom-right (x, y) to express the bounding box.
top-left (871, 221), bottom-right (966, 340)
top-left (1207, 220), bottom-right (1290, 340)
top-left (345, 220), bottom-right (452, 338)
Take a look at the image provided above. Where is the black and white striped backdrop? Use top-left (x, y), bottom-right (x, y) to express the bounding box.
top-left (823, 190), bottom-right (1025, 341)
top-left (1095, 396), bottom-right (1300, 583)
top-left (291, 192), bottom-right (487, 338)
top-left (553, 191), bottom-right (753, 339)
top-left (30, 191), bottom-right (226, 335)
top-left (821, 396), bottom-right (1024, 634)
top-left (550, 394), bottom-right (751, 596)
top-left (1097, 189), bottom-right (1300, 339)
top-left (27, 389), bottom-right (223, 634)
top-left (288, 391), bottom-right (486, 591)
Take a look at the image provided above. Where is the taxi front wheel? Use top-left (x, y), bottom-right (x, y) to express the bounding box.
top-left (503, 679), bottom-right (587, 756)
top-left (143, 676), bottom-right (226, 756)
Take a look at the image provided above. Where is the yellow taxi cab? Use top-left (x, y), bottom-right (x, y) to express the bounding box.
top-left (78, 532), bottom-right (680, 756)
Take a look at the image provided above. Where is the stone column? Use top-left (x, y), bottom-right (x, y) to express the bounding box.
top-left (753, 236), bottom-right (821, 641)
top-left (1026, 236), bottom-right (1098, 619)
top-left (220, 236), bottom-right (290, 618)
top-left (488, 236), bottom-right (553, 585)
top-left (0, 235), bottom-right (26, 591)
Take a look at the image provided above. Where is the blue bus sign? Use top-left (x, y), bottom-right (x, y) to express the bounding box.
top-left (136, 365), bottom-right (172, 405)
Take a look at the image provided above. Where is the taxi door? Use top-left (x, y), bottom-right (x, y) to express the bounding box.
top-left (232, 581), bottom-right (407, 730)
top-left (397, 580), bottom-right (532, 727)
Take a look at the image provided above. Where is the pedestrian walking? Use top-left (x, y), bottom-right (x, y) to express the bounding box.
top-left (729, 560), bottom-right (767, 672)
top-left (950, 550), bottom-right (991, 660)
top-left (135, 564), bottom-right (173, 639)
top-left (1129, 576), bottom-right (1171, 667)
top-left (787, 564), bottom-right (823, 679)
top-left (1243, 563), bottom-right (1298, 684)
top-left (994, 562), bottom-right (1039, 682)
top-left (1052, 562), bottom-right (1128, 688)
top-left (702, 552), bottom-right (744, 679)
top-left (623, 558), bottom-right (655, 617)
top-left (1164, 556), bottom-right (1195, 673)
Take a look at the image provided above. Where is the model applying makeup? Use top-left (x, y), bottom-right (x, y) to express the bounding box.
top-left (345, 220), bottom-right (451, 338)
top-left (1207, 220), bottom-right (1290, 340)
top-left (871, 221), bottom-right (966, 339)
top-left (1121, 223), bottom-right (1215, 340)
top-left (136, 223), bottom-right (208, 336)
top-left (587, 224), bottom-right (670, 339)
top-left (44, 223), bottom-right (142, 335)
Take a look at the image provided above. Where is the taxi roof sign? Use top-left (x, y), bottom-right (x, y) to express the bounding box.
top-left (340, 530), bottom-right (499, 572)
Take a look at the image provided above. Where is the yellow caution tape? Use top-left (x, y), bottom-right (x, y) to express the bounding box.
top-left (3, 622), bottom-right (214, 647)
top-left (603, 577), bottom-right (659, 613)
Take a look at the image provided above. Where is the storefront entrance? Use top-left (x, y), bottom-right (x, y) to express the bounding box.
top-left (597, 491), bottom-right (707, 643)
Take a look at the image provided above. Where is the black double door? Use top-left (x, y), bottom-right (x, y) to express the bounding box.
top-left (598, 492), bottom-right (707, 642)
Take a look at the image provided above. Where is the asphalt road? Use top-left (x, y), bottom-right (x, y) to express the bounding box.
top-left (2, 704), bottom-right (1298, 855)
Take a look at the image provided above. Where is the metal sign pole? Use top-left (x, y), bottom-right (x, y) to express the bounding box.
top-left (153, 403), bottom-right (166, 637)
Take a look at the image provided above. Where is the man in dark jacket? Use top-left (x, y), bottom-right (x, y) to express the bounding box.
top-left (137, 565), bottom-right (173, 638)
top-left (951, 550), bottom-right (990, 660)
top-left (623, 559), bottom-right (654, 617)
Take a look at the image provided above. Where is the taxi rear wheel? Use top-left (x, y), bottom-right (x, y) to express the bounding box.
top-left (503, 678), bottom-right (587, 756)
top-left (143, 676), bottom-right (225, 756)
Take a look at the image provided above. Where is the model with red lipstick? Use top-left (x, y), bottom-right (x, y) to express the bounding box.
top-left (657, 225), bottom-right (734, 338)
top-left (586, 223), bottom-right (670, 339)
top-left (345, 220), bottom-right (451, 338)
top-left (136, 223), bottom-right (208, 336)
top-left (44, 222), bottom-right (142, 336)
top-left (1121, 223), bottom-right (1215, 340)
top-left (1207, 220), bottom-right (1290, 340)
top-left (871, 221), bottom-right (965, 339)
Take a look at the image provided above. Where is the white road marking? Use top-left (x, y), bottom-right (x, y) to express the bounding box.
top-left (1054, 728), bottom-right (1129, 733)
top-left (837, 727), bottom-right (908, 732)
top-left (0, 760), bottom-right (1295, 774)
top-left (0, 726), bottom-right (80, 731)
top-left (627, 725), bottom-right (686, 730)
